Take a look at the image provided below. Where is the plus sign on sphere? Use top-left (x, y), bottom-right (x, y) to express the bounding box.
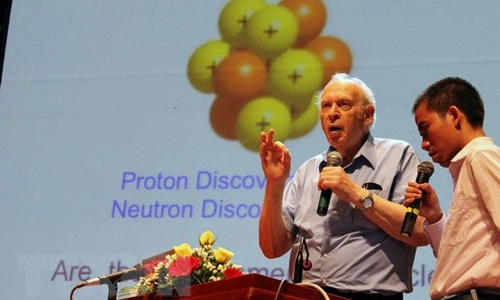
top-left (246, 6), bottom-right (298, 59)
top-left (187, 40), bottom-right (231, 93)
top-left (236, 96), bottom-right (292, 152)
top-left (269, 49), bottom-right (323, 103)
top-left (218, 0), bottom-right (268, 49)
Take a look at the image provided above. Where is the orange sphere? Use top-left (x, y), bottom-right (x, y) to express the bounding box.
top-left (305, 36), bottom-right (352, 87)
top-left (213, 50), bottom-right (268, 102)
top-left (209, 95), bottom-right (246, 140)
top-left (280, 0), bottom-right (327, 47)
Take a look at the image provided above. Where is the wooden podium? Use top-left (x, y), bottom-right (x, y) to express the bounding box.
top-left (121, 273), bottom-right (349, 300)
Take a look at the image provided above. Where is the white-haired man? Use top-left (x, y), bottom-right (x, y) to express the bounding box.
top-left (259, 73), bottom-right (429, 300)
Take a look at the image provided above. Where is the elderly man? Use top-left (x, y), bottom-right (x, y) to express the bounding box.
top-left (259, 73), bottom-right (428, 300)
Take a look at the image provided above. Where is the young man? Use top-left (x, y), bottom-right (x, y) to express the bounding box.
top-left (259, 73), bottom-right (428, 300)
top-left (405, 77), bottom-right (500, 300)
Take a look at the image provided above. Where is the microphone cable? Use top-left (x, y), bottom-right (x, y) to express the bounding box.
top-left (273, 278), bottom-right (288, 300)
top-left (273, 279), bottom-right (330, 300)
top-left (69, 285), bottom-right (78, 300)
top-left (296, 282), bottom-right (330, 300)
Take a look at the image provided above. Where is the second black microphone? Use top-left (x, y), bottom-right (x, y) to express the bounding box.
top-left (400, 161), bottom-right (434, 237)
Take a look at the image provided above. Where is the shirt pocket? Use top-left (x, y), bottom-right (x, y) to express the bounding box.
top-left (440, 197), bottom-right (471, 248)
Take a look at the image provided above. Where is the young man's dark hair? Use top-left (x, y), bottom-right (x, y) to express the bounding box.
top-left (412, 77), bottom-right (485, 127)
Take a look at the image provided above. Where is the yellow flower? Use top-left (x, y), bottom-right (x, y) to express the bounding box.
top-left (213, 247), bottom-right (233, 264)
top-left (199, 231), bottom-right (215, 246)
top-left (173, 243), bottom-right (192, 257)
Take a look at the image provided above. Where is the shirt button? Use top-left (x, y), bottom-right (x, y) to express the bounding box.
top-left (322, 254), bottom-right (328, 258)
top-left (322, 279), bottom-right (327, 285)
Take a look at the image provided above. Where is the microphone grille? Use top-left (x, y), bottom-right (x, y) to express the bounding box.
top-left (418, 161), bottom-right (434, 175)
top-left (326, 151), bottom-right (342, 166)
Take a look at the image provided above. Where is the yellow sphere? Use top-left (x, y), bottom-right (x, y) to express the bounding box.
top-left (246, 6), bottom-right (298, 59)
top-left (187, 40), bottom-right (231, 93)
top-left (269, 49), bottom-right (323, 103)
top-left (236, 96), bottom-right (292, 152)
top-left (218, 0), bottom-right (267, 49)
top-left (289, 93), bottom-right (320, 139)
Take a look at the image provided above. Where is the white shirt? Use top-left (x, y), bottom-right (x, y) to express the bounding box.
top-left (424, 137), bottom-right (500, 299)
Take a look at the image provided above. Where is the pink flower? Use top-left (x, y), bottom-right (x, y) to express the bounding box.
top-left (223, 267), bottom-right (243, 279)
top-left (168, 256), bottom-right (201, 277)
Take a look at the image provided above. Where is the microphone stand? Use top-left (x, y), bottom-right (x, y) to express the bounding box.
top-left (70, 250), bottom-right (175, 300)
top-left (106, 281), bottom-right (118, 300)
top-left (104, 265), bottom-right (144, 300)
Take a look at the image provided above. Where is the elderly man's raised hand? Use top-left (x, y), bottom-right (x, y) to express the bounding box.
top-left (259, 129), bottom-right (291, 186)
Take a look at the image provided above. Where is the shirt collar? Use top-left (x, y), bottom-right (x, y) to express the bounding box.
top-left (324, 133), bottom-right (376, 170)
top-left (449, 136), bottom-right (493, 179)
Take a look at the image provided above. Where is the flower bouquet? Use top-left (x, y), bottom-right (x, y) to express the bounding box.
top-left (119, 231), bottom-right (244, 298)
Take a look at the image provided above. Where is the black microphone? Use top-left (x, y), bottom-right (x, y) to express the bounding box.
top-left (293, 238), bottom-right (305, 283)
top-left (74, 249), bottom-right (175, 289)
top-left (75, 265), bottom-right (143, 288)
top-left (400, 161), bottom-right (434, 237)
top-left (293, 237), bottom-right (312, 283)
top-left (317, 151), bottom-right (342, 216)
